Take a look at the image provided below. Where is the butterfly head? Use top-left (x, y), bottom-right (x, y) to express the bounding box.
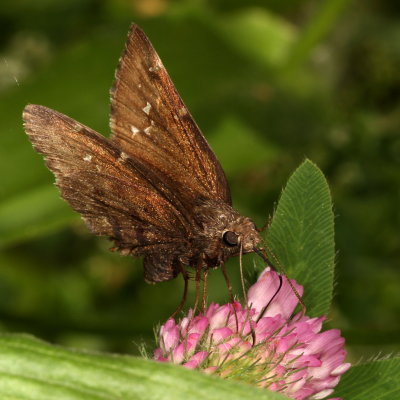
top-left (194, 200), bottom-right (262, 265)
top-left (221, 215), bottom-right (261, 256)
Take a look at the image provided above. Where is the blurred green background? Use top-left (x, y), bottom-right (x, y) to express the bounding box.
top-left (0, 0), bottom-right (399, 363)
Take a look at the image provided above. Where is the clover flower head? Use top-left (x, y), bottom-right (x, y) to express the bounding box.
top-left (154, 268), bottom-right (350, 400)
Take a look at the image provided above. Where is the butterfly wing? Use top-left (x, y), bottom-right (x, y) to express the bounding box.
top-left (23, 104), bottom-right (193, 281)
top-left (110, 24), bottom-right (231, 206)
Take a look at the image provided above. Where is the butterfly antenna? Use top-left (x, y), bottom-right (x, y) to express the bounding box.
top-left (253, 247), bottom-right (278, 271)
top-left (254, 245), bottom-right (307, 318)
top-left (256, 273), bottom-right (283, 323)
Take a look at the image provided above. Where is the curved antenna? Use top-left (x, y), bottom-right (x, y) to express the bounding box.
top-left (256, 273), bottom-right (283, 323)
top-left (253, 247), bottom-right (278, 271)
top-left (253, 246), bottom-right (306, 320)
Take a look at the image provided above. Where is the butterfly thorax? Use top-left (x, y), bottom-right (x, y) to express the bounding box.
top-left (182, 199), bottom-right (262, 269)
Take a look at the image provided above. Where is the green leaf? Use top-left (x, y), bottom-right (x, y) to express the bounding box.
top-left (210, 115), bottom-right (278, 176)
top-left (0, 184), bottom-right (75, 248)
top-left (216, 8), bottom-right (296, 68)
top-left (334, 357), bottom-right (400, 399)
top-left (283, 0), bottom-right (352, 72)
top-left (0, 334), bottom-right (290, 400)
top-left (263, 159), bottom-right (335, 316)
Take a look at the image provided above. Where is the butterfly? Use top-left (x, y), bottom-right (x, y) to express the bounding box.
top-left (23, 24), bottom-right (263, 309)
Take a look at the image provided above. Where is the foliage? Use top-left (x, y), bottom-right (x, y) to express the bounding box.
top-left (0, 0), bottom-right (398, 388)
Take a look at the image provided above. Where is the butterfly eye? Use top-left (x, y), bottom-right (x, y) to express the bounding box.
top-left (223, 231), bottom-right (239, 247)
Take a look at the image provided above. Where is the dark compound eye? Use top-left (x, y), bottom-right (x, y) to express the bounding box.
top-left (223, 231), bottom-right (239, 247)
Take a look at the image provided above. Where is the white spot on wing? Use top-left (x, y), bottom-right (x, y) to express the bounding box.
top-left (149, 57), bottom-right (163, 73)
top-left (178, 107), bottom-right (187, 117)
top-left (83, 154), bottom-right (92, 162)
top-left (144, 126), bottom-right (151, 135)
top-left (156, 56), bottom-right (163, 68)
top-left (130, 125), bottom-right (140, 137)
top-left (75, 124), bottom-right (84, 133)
top-left (143, 102), bottom-right (152, 115)
top-left (118, 152), bottom-right (129, 162)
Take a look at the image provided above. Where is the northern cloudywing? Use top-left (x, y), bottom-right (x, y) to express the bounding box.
top-left (23, 24), bottom-right (262, 290)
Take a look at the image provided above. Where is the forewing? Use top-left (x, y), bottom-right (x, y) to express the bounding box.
top-left (110, 24), bottom-right (231, 205)
top-left (23, 104), bottom-right (191, 251)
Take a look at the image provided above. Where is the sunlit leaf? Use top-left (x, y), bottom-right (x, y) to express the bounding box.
top-left (0, 334), bottom-right (290, 400)
top-left (334, 358), bottom-right (400, 399)
top-left (263, 159), bottom-right (335, 316)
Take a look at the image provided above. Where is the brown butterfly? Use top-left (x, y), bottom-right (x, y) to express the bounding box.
top-left (23, 24), bottom-right (263, 310)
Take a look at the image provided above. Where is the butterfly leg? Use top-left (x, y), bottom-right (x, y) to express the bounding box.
top-left (201, 268), bottom-right (209, 313)
top-left (256, 213), bottom-right (273, 232)
top-left (192, 257), bottom-right (204, 317)
top-left (287, 276), bottom-right (307, 322)
top-left (221, 262), bottom-right (239, 331)
top-left (170, 262), bottom-right (189, 320)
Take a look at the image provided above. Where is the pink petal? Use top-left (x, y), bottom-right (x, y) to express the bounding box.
top-left (205, 303), bottom-right (220, 316)
top-left (217, 337), bottom-right (241, 353)
top-left (217, 337), bottom-right (252, 359)
top-left (289, 386), bottom-right (314, 400)
top-left (276, 333), bottom-right (298, 353)
top-left (211, 327), bottom-right (233, 343)
top-left (185, 332), bottom-right (201, 355)
top-left (203, 366), bottom-right (218, 374)
top-left (291, 317), bottom-right (326, 340)
top-left (153, 348), bottom-right (167, 361)
top-left (236, 318), bottom-right (252, 336)
top-left (269, 381), bottom-right (285, 391)
top-left (331, 363), bottom-right (351, 375)
top-left (160, 319), bottom-right (180, 352)
top-left (289, 369), bottom-right (308, 382)
top-left (255, 315), bottom-right (286, 343)
top-left (292, 354), bottom-right (322, 368)
top-left (274, 364), bottom-right (286, 377)
top-left (180, 310), bottom-right (194, 332)
top-left (188, 316), bottom-right (209, 335)
top-left (286, 377), bottom-right (308, 398)
top-left (308, 350), bottom-right (348, 380)
top-left (312, 388), bottom-right (334, 399)
top-left (311, 376), bottom-right (341, 391)
top-left (305, 330), bottom-right (343, 354)
top-left (183, 360), bottom-right (200, 369)
top-left (248, 268), bottom-right (304, 319)
top-left (183, 351), bottom-right (208, 369)
top-left (208, 304), bottom-right (232, 330)
top-left (172, 343), bottom-right (185, 363)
